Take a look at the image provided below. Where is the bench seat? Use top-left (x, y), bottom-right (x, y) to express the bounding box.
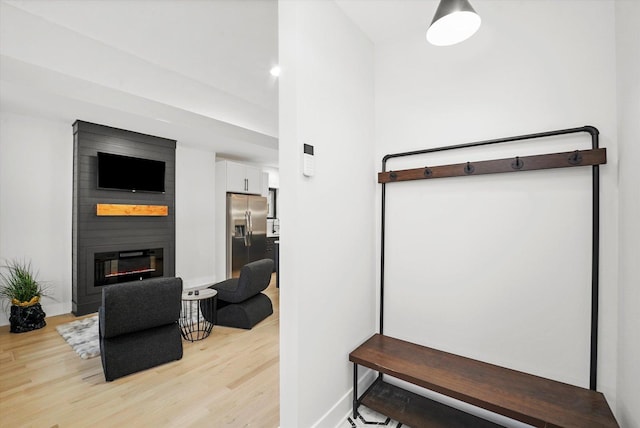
top-left (350, 334), bottom-right (618, 428)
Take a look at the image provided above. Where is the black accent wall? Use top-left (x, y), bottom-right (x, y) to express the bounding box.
top-left (72, 121), bottom-right (176, 315)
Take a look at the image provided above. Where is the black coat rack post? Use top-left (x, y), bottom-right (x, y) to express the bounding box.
top-left (379, 126), bottom-right (604, 391)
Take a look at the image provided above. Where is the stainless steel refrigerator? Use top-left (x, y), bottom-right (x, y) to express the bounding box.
top-left (226, 193), bottom-right (268, 278)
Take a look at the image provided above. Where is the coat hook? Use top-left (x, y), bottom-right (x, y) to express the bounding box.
top-left (464, 162), bottom-right (475, 174)
top-left (568, 150), bottom-right (583, 165)
top-left (423, 166), bottom-right (432, 177)
top-left (511, 156), bottom-right (524, 170)
top-left (389, 171), bottom-right (398, 180)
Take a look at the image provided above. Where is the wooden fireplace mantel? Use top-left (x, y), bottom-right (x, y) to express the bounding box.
top-left (96, 204), bottom-right (169, 216)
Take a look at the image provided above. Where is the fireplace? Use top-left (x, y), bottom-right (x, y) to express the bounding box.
top-left (94, 248), bottom-right (163, 287)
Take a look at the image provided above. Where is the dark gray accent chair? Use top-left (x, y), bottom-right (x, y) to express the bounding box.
top-left (99, 277), bottom-right (183, 381)
top-left (206, 259), bottom-right (273, 329)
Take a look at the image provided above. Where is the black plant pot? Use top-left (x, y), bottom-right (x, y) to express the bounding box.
top-left (10, 303), bottom-right (46, 333)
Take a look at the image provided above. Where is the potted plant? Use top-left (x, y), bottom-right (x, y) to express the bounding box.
top-left (0, 259), bottom-right (47, 333)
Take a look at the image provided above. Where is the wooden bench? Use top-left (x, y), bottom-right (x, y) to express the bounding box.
top-left (350, 334), bottom-right (618, 428)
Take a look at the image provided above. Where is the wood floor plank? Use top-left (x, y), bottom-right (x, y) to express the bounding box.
top-left (0, 275), bottom-right (279, 427)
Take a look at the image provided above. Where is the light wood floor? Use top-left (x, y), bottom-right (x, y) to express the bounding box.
top-left (0, 276), bottom-right (279, 428)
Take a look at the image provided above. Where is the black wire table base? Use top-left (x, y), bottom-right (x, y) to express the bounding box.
top-left (179, 289), bottom-right (217, 342)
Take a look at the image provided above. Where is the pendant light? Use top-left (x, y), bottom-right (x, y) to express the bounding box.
top-left (426, 0), bottom-right (481, 46)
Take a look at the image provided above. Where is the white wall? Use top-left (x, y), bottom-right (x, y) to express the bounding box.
top-left (0, 112), bottom-right (73, 325)
top-left (615, 1), bottom-right (640, 426)
top-left (375, 0), bottom-right (619, 421)
top-left (175, 145), bottom-right (217, 288)
top-left (0, 113), bottom-right (220, 325)
top-left (278, 1), bottom-right (375, 426)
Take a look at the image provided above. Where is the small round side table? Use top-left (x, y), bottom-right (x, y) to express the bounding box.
top-left (180, 288), bottom-right (217, 341)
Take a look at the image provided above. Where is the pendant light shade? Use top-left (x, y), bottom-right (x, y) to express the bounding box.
top-left (426, 0), bottom-right (481, 46)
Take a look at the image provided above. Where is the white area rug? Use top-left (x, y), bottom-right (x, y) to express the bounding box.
top-left (56, 315), bottom-right (100, 360)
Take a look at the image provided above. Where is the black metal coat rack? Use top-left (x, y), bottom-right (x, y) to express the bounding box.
top-left (378, 126), bottom-right (605, 390)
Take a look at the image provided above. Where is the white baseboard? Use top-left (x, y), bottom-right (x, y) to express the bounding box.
top-left (309, 368), bottom-right (377, 428)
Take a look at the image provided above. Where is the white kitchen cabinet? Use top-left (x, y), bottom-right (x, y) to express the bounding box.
top-left (261, 172), bottom-right (269, 197)
top-left (220, 160), bottom-right (263, 194)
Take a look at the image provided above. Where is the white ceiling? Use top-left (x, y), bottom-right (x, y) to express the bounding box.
top-left (0, 0), bottom-right (443, 165)
top-left (0, 0), bottom-right (279, 164)
top-left (335, 0), bottom-right (439, 44)
top-left (7, 0), bottom-right (279, 113)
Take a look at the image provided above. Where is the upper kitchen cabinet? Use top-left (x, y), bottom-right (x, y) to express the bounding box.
top-left (218, 160), bottom-right (264, 195)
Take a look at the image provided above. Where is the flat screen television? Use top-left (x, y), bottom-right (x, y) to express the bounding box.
top-left (97, 152), bottom-right (165, 193)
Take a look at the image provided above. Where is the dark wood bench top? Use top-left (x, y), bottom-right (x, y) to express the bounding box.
top-left (350, 334), bottom-right (618, 428)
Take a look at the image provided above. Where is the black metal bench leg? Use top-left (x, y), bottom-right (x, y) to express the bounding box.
top-left (353, 362), bottom-right (358, 419)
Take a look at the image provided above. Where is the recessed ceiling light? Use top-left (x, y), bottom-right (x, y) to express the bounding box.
top-left (270, 66), bottom-right (281, 77)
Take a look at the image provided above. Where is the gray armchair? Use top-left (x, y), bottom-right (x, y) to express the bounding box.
top-left (206, 259), bottom-right (274, 329)
top-left (99, 277), bottom-right (183, 381)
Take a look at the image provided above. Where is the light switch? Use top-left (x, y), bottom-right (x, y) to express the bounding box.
top-left (303, 143), bottom-right (314, 177)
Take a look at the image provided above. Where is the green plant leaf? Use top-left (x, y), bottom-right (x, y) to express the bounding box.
top-left (0, 259), bottom-right (45, 304)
